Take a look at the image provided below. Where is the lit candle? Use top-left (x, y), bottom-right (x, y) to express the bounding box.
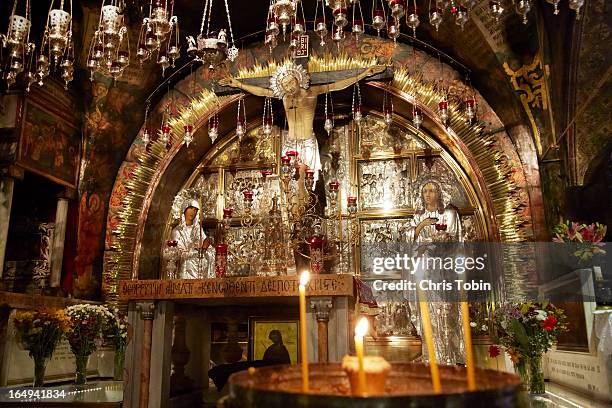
top-left (299, 271), bottom-right (310, 392)
top-left (461, 301), bottom-right (476, 391)
top-left (417, 288), bottom-right (442, 393)
top-left (354, 317), bottom-right (368, 395)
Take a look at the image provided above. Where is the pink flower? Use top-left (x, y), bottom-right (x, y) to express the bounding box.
top-left (567, 222), bottom-right (579, 240)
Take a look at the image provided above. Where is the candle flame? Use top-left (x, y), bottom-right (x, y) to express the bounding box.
top-left (299, 271), bottom-right (310, 287)
top-left (355, 317), bottom-right (368, 337)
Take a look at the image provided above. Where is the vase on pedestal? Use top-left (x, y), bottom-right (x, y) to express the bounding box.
top-left (74, 353), bottom-right (90, 385)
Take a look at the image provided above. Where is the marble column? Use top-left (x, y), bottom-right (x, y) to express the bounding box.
top-left (50, 197), bottom-right (69, 287)
top-left (311, 297), bottom-right (333, 363)
top-left (137, 301), bottom-right (156, 408)
top-left (0, 176), bottom-right (15, 281)
top-left (150, 301), bottom-right (174, 408)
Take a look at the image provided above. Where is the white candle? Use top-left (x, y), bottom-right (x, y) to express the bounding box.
top-left (354, 317), bottom-right (369, 395)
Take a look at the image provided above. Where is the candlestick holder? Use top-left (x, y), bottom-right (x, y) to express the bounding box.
top-left (223, 363), bottom-right (523, 406)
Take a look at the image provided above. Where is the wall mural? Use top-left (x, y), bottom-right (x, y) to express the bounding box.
top-left (75, 80), bottom-right (150, 299)
top-left (18, 101), bottom-right (80, 188)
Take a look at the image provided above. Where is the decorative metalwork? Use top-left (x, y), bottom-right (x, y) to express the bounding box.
top-left (375, 300), bottom-right (419, 337)
top-left (39, 0), bottom-right (74, 89)
top-left (269, 61), bottom-right (310, 98)
top-left (135, 0), bottom-right (180, 75)
top-left (358, 115), bottom-right (426, 155)
top-left (224, 170), bottom-right (268, 216)
top-left (391, 67), bottom-right (529, 242)
top-left (86, 0), bottom-right (130, 81)
top-left (33, 223), bottom-right (54, 289)
top-left (358, 159), bottom-right (412, 210)
top-left (1, 0), bottom-right (35, 89)
top-left (104, 56), bottom-right (530, 309)
top-left (359, 218), bottom-right (414, 278)
top-left (186, 0), bottom-right (238, 69)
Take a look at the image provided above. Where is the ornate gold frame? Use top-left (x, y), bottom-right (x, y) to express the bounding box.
top-left (104, 69), bottom-right (526, 305)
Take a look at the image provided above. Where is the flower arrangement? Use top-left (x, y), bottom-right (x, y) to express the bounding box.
top-left (493, 301), bottom-right (568, 362)
top-left (103, 307), bottom-right (128, 349)
top-left (64, 304), bottom-right (114, 384)
top-left (468, 302), bottom-right (490, 336)
top-left (12, 309), bottom-right (70, 386)
top-left (492, 301), bottom-right (568, 394)
top-left (552, 219), bottom-right (607, 261)
top-left (102, 307), bottom-right (129, 380)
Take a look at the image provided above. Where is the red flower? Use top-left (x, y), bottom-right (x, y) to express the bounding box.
top-left (543, 315), bottom-right (557, 331)
top-left (488, 344), bottom-right (501, 358)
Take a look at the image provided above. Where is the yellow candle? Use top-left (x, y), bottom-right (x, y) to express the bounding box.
top-left (418, 289), bottom-right (442, 393)
top-left (338, 188), bottom-right (343, 243)
top-left (460, 301), bottom-right (476, 391)
top-left (299, 271), bottom-right (310, 392)
top-left (354, 317), bottom-right (368, 395)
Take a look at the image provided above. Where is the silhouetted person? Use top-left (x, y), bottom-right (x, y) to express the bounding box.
top-left (262, 330), bottom-right (291, 364)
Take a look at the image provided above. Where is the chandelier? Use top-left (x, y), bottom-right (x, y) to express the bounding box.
top-left (186, 0), bottom-right (238, 69)
top-left (86, 0), bottom-right (130, 81)
top-left (38, 0), bottom-right (75, 89)
top-left (136, 1), bottom-right (180, 75)
top-left (1, 0), bottom-right (35, 89)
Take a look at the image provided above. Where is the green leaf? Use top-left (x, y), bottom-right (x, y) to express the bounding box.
top-left (511, 318), bottom-right (530, 353)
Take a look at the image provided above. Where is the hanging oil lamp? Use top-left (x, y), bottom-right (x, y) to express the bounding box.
top-left (183, 124), bottom-right (194, 147)
top-left (412, 104), bottom-right (423, 130)
top-left (515, 0), bottom-right (531, 24)
top-left (438, 99), bottom-right (449, 126)
top-left (406, 2), bottom-right (420, 36)
top-left (352, 82), bottom-right (363, 125)
top-left (351, 0), bottom-right (365, 41)
top-left (489, 1), bottom-right (504, 22)
top-left (208, 112), bottom-right (219, 142)
top-left (236, 97), bottom-right (246, 139)
top-left (324, 93), bottom-right (334, 135)
top-left (262, 97), bottom-right (273, 136)
top-left (389, 0), bottom-right (405, 19)
top-left (429, 1), bottom-right (444, 32)
top-left (383, 90), bottom-right (393, 127)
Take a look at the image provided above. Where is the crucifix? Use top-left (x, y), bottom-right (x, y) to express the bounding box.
top-left (219, 61), bottom-right (389, 180)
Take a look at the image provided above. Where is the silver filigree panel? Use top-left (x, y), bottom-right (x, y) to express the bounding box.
top-left (224, 170), bottom-right (267, 217)
top-left (359, 217), bottom-right (414, 278)
top-left (359, 115), bottom-right (426, 155)
top-left (193, 172), bottom-right (219, 218)
top-left (358, 159), bottom-right (411, 210)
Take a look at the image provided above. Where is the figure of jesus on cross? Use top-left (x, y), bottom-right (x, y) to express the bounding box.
top-left (220, 62), bottom-right (386, 182)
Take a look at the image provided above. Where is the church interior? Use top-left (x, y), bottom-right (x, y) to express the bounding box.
top-left (0, 0), bottom-right (610, 407)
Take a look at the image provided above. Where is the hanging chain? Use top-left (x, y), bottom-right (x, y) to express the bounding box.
top-left (199, 0), bottom-right (209, 36)
top-left (223, 0), bottom-right (236, 47)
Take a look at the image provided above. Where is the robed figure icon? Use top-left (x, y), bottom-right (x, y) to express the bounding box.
top-left (404, 180), bottom-right (466, 365)
top-left (169, 199), bottom-right (214, 279)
